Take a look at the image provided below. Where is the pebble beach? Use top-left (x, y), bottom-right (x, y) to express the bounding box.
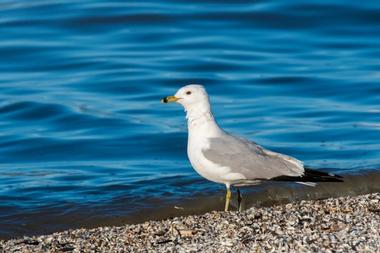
top-left (1, 193), bottom-right (379, 253)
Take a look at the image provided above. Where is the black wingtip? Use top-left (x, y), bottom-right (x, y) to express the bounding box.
top-left (304, 168), bottom-right (344, 182)
top-left (270, 168), bottom-right (344, 183)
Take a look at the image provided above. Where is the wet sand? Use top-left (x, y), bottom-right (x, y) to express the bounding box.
top-left (1, 193), bottom-right (379, 252)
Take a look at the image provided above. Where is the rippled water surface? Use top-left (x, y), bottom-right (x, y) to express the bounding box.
top-left (1, 0), bottom-right (380, 239)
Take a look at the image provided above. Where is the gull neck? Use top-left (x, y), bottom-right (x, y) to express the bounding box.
top-left (185, 103), bottom-right (222, 137)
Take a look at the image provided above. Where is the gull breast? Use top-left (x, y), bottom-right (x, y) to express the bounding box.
top-left (187, 137), bottom-right (245, 184)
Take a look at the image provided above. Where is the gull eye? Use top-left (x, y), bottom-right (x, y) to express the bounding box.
top-left (186, 91), bottom-right (192, 95)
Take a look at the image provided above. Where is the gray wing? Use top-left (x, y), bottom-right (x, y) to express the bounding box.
top-left (202, 133), bottom-right (304, 180)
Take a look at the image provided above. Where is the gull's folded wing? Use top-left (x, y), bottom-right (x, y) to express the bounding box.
top-left (202, 134), bottom-right (305, 181)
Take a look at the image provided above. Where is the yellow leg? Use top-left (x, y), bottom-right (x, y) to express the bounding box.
top-left (224, 186), bottom-right (231, 211)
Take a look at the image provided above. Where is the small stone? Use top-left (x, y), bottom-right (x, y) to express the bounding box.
top-left (179, 230), bottom-right (195, 237)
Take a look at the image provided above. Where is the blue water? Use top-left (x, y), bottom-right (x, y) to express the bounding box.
top-left (0, 0), bottom-right (380, 239)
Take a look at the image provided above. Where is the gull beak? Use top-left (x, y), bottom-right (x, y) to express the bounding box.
top-left (161, 95), bottom-right (180, 103)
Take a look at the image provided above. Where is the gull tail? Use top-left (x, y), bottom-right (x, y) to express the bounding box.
top-left (270, 168), bottom-right (344, 185)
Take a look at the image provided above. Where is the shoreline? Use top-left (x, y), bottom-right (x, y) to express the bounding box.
top-left (1, 193), bottom-right (379, 252)
top-left (2, 171), bottom-right (379, 241)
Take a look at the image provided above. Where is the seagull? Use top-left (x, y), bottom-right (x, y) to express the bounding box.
top-left (161, 84), bottom-right (343, 211)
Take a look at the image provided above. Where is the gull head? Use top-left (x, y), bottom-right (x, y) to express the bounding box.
top-left (161, 84), bottom-right (210, 111)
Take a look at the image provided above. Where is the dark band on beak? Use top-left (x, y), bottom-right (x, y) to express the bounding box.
top-left (161, 96), bottom-right (180, 103)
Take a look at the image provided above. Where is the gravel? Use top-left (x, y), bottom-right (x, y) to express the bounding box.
top-left (1, 193), bottom-right (379, 253)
